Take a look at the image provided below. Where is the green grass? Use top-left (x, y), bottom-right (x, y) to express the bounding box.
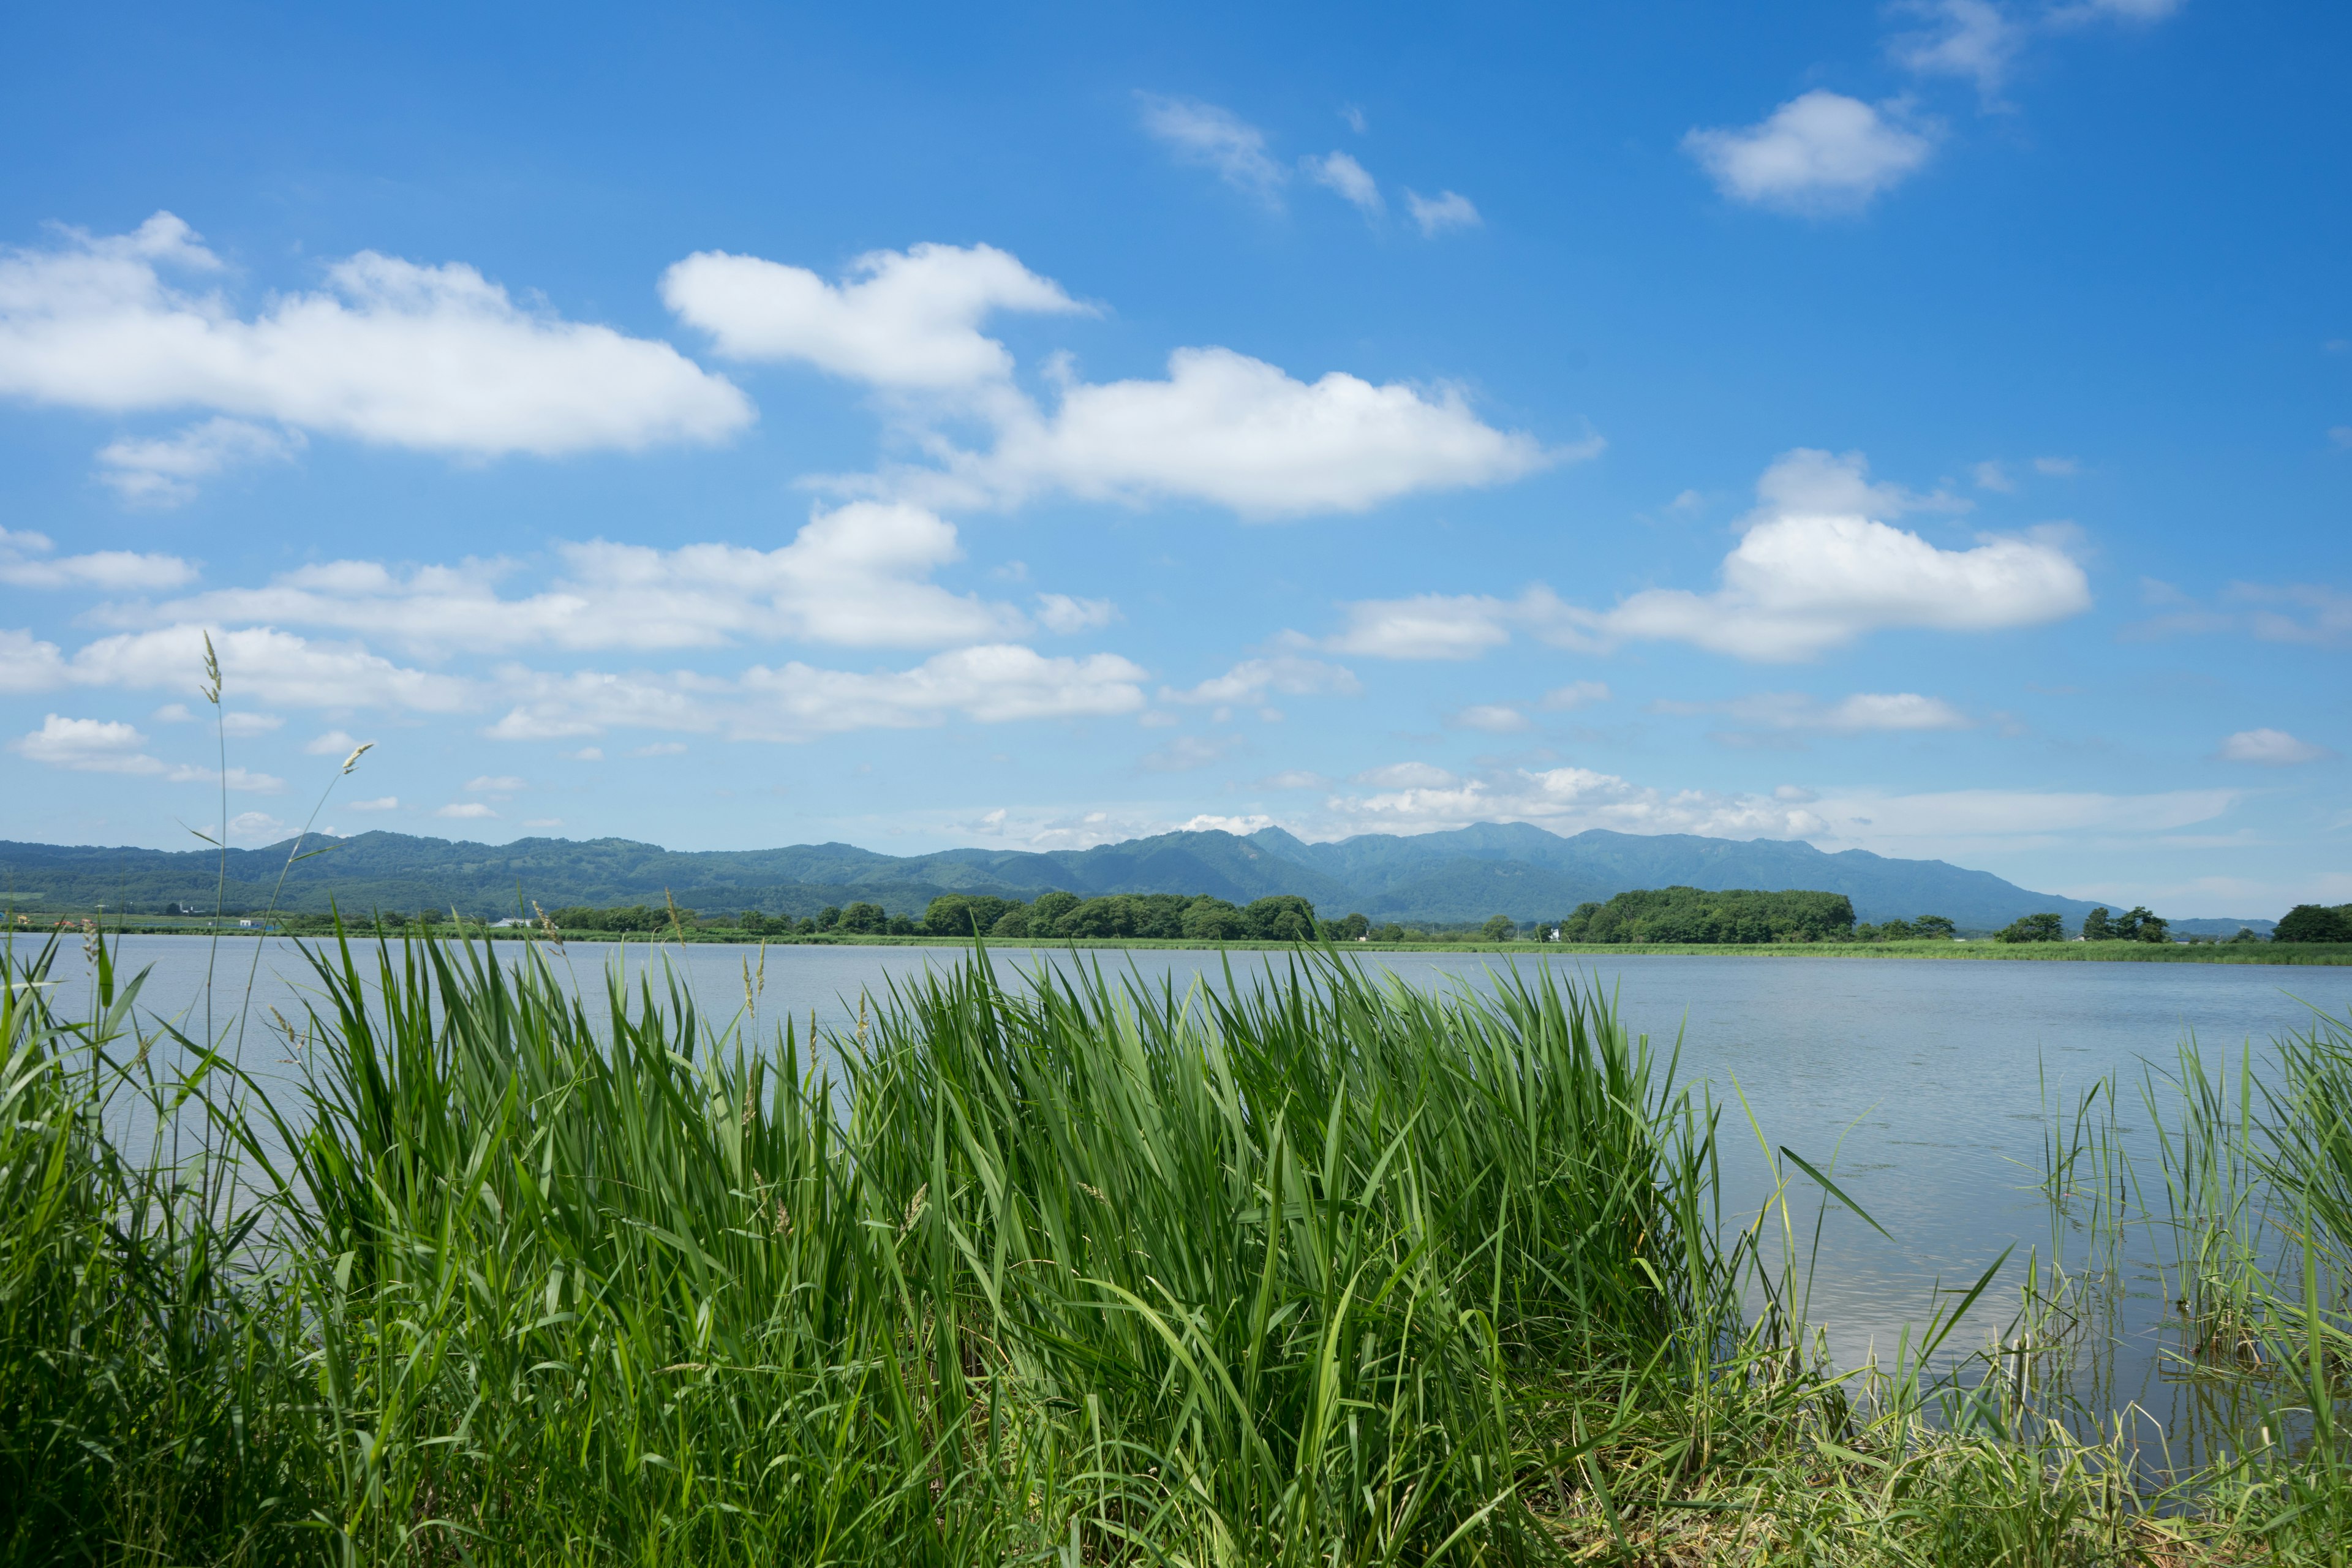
top-left (4, 927), bottom-right (2350, 1564)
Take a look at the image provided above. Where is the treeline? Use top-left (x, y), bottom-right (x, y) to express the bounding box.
top-left (530, 892), bottom-right (1383, 944)
top-left (1558, 887), bottom-right (1863, 944)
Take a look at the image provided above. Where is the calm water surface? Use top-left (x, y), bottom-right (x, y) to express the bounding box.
top-left (36, 933), bottom-right (2351, 1452)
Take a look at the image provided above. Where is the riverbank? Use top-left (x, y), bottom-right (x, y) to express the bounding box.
top-left (30, 921), bottom-right (2352, 964)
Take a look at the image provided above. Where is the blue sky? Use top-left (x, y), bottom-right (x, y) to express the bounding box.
top-left (1, 0), bottom-right (2345, 916)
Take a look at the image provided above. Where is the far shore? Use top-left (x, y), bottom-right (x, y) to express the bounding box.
top-left (28, 924), bottom-right (2352, 965)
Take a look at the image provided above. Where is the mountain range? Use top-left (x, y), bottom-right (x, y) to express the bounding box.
top-left (0, 824), bottom-right (2278, 935)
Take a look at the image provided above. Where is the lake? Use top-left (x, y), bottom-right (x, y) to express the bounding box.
top-left (33, 932), bottom-right (2351, 1455)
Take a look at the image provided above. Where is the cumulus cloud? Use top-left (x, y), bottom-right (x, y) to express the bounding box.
top-left (1261, 769), bottom-right (1330, 790)
top-left (10, 714), bottom-right (164, 773)
top-left (466, 774), bottom-right (526, 791)
top-left (7, 713), bottom-right (280, 789)
top-left (0, 526), bottom-right (194, 591)
top-left (1353, 761), bottom-right (1458, 789)
top-left (1685, 92), bottom-right (1936, 213)
top-left (143, 502), bottom-right (1031, 654)
top-left (349, 795), bottom-right (399, 811)
top-left (660, 242), bottom-right (1085, 390)
top-left (437, 801), bottom-right (497, 819)
top-left (1570, 449), bottom-right (2086, 661)
top-left (1654, 691), bottom-right (1973, 733)
top-left (96, 418), bottom-right (302, 507)
top-left (64, 625), bottom-right (476, 710)
top-left (1303, 152), bottom-right (1383, 215)
top-left (1404, 190), bottom-right (1482, 236)
top-left (1325, 450), bottom-right (2083, 663)
top-left (2217, 728), bottom-right (2332, 766)
top-left (0, 214), bottom-right (751, 488)
top-left (884, 345), bottom-right (1565, 516)
top-left (1163, 654), bottom-right (1360, 705)
top-left (304, 729), bottom-right (361, 755)
top-left (1137, 96), bottom-right (1288, 202)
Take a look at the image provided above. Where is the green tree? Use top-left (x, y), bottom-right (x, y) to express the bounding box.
top-left (1480, 914), bottom-right (1516, 942)
top-left (2227, 925), bottom-right (2264, 944)
top-left (1027, 890), bottom-right (1082, 935)
top-left (1913, 914), bottom-right (1957, 940)
top-left (921, 894), bottom-right (974, 936)
top-left (990, 906), bottom-right (1031, 938)
top-left (1245, 895), bottom-right (1317, 942)
top-left (837, 902), bottom-right (886, 935)
top-left (2080, 906), bottom-right (2113, 941)
top-left (815, 905), bottom-right (842, 931)
top-left (2274, 903), bottom-right (2352, 943)
top-left (1372, 922), bottom-right (1406, 943)
top-left (1325, 911), bottom-right (1371, 942)
top-left (1180, 897), bottom-right (1250, 940)
top-left (1996, 911), bottom-right (2064, 943)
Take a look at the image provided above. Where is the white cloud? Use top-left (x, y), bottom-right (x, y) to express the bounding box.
top-left (2034, 456), bottom-right (2079, 476)
top-left (0, 214), bottom-right (751, 484)
top-left (1139, 733), bottom-right (1241, 772)
top-left (0, 526), bottom-right (194, 591)
top-left (1972, 459), bottom-right (2014, 492)
top-left (1574, 449), bottom-right (2087, 661)
top-left (1802, 787), bottom-right (2234, 846)
top-left (1404, 190), bottom-right (1482, 236)
top-left (1656, 691), bottom-right (1973, 733)
top-left (1325, 589), bottom-right (1556, 660)
top-left (5, 712), bottom-right (279, 788)
top-left (628, 741), bottom-right (688, 757)
top-left (146, 502), bottom-right (1031, 654)
top-left (61, 625), bottom-right (475, 710)
top-left (225, 811), bottom-right (284, 845)
top-left (886, 345), bottom-right (1564, 517)
top-left (1354, 761), bottom-right (1459, 789)
top-left (1540, 680), bottom-right (1611, 711)
top-left (436, 802), bottom-right (497, 819)
top-left (522, 817), bottom-right (563, 828)
top-left (1035, 593), bottom-right (1118, 633)
top-left (1340, 105), bottom-right (1368, 134)
top-left (349, 796), bottom-right (399, 811)
top-left (219, 710), bottom-right (281, 736)
top-left (1685, 91), bottom-right (1936, 213)
top-left (1261, 768), bottom-right (1330, 790)
top-left (1450, 703), bottom-right (1530, 733)
top-left (660, 242), bottom-right (1084, 390)
top-left (0, 631), bottom-right (70, 693)
top-left (482, 644), bottom-right (1150, 744)
top-left (1326, 451), bottom-right (2081, 664)
top-left (1164, 654), bottom-right (1360, 705)
top-left (1137, 96), bottom-right (1287, 202)
top-left (2217, 728), bottom-right (2332, 766)
top-left (1890, 0), bottom-right (2023, 97)
top-left (564, 746), bottom-right (603, 761)
top-left (10, 714), bottom-right (164, 773)
top-left (304, 728), bottom-right (360, 755)
top-left (1304, 152), bottom-right (1383, 215)
top-left (96, 418), bottom-right (301, 507)
top-left (466, 774), bottom-right (526, 791)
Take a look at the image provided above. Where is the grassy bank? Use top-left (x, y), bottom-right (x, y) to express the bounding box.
top-left (4, 931), bottom-right (2350, 1564)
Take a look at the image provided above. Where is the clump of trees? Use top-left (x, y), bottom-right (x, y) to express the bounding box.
top-left (1558, 887), bottom-right (1856, 944)
top-left (2274, 903), bottom-right (2352, 943)
top-left (1995, 912), bottom-right (2065, 943)
top-left (1852, 914), bottom-right (1958, 942)
top-left (919, 891), bottom-right (1366, 943)
top-left (2077, 905), bottom-right (2171, 943)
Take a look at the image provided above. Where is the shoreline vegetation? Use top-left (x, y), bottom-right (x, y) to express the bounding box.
top-left (28, 917), bottom-right (2352, 965)
top-left (5, 929), bottom-right (2350, 1564)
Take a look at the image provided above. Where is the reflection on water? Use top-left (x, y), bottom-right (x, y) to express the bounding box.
top-left (31, 931), bottom-right (2350, 1466)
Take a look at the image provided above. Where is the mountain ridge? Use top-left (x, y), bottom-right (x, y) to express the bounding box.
top-left (0, 824), bottom-right (2275, 933)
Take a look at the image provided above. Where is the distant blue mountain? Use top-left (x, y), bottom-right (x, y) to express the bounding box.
top-left (0, 823), bottom-right (2206, 933)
